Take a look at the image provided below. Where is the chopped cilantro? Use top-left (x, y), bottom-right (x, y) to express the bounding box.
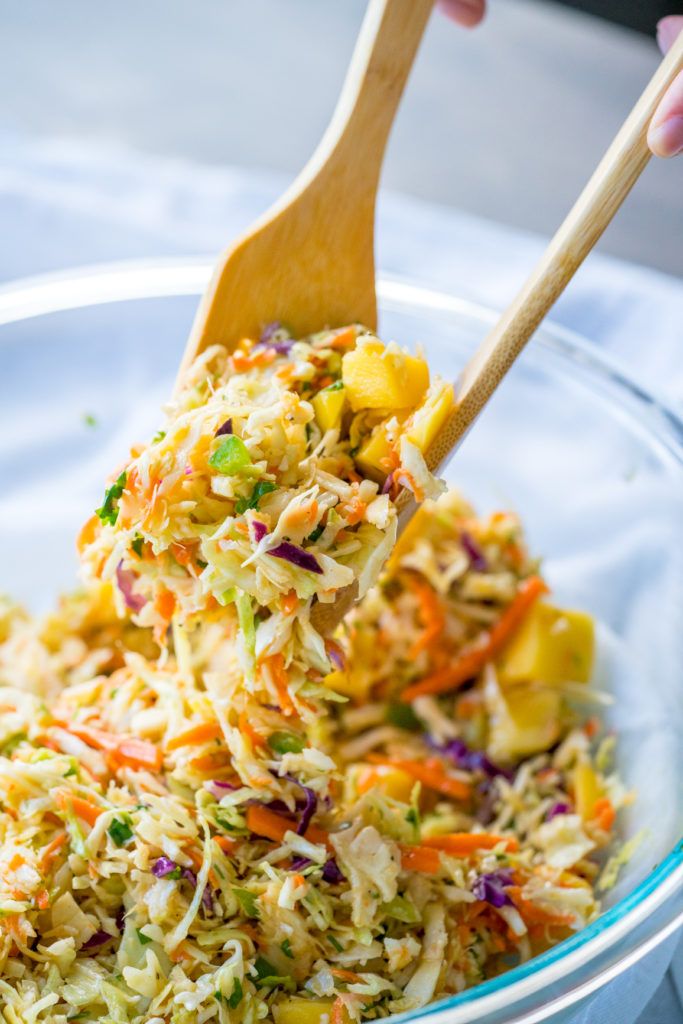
top-left (136, 928), bottom-right (152, 945)
top-left (386, 701), bottom-right (421, 731)
top-left (108, 818), bottom-right (133, 847)
top-left (405, 806), bottom-right (420, 828)
top-left (328, 935), bottom-right (343, 952)
top-left (228, 978), bottom-right (243, 1008)
top-left (1, 732), bottom-right (27, 756)
top-left (307, 524), bottom-right (325, 543)
top-left (131, 535), bottom-right (144, 557)
top-left (322, 380), bottom-right (344, 391)
top-left (95, 471), bottom-right (127, 527)
top-left (253, 956), bottom-right (278, 981)
top-left (83, 412), bottom-right (98, 428)
top-left (233, 887), bottom-right (259, 918)
top-left (152, 430), bottom-right (166, 443)
top-left (280, 938), bottom-right (294, 959)
top-left (167, 866), bottom-right (182, 880)
top-left (235, 480), bottom-right (278, 514)
top-left (63, 765), bottom-right (78, 778)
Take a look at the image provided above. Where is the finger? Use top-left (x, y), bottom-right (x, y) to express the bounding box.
top-left (437, 0), bottom-right (486, 29)
top-left (656, 15), bottom-right (683, 54)
top-left (648, 18), bottom-right (683, 158)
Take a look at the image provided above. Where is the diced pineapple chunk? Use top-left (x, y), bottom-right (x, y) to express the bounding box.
top-left (342, 340), bottom-right (429, 412)
top-left (574, 761), bottom-right (601, 821)
top-left (312, 386), bottom-right (346, 433)
top-left (355, 764), bottom-right (415, 803)
top-left (274, 997), bottom-right (348, 1024)
top-left (497, 602), bottom-right (595, 685)
top-left (404, 381), bottom-right (455, 453)
top-left (488, 686), bottom-right (561, 760)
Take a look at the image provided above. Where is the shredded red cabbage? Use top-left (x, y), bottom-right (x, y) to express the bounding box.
top-left (205, 780), bottom-right (239, 800)
top-left (326, 641), bottom-right (346, 672)
top-left (472, 869), bottom-right (513, 908)
top-left (116, 562), bottom-right (146, 613)
top-left (282, 773), bottom-right (318, 835)
top-left (259, 321), bottom-right (281, 344)
top-left (82, 929), bottom-right (113, 950)
top-left (428, 736), bottom-right (514, 781)
top-left (152, 856), bottom-right (178, 878)
top-left (322, 858), bottom-right (344, 883)
top-left (215, 418), bottom-right (233, 437)
top-left (460, 530), bottom-right (488, 572)
top-left (252, 520), bottom-right (268, 543)
top-left (381, 471), bottom-right (395, 495)
top-left (268, 541), bottom-right (323, 575)
top-left (546, 800), bottom-right (572, 820)
top-left (290, 855), bottom-right (311, 871)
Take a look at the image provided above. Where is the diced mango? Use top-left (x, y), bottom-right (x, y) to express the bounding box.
top-left (312, 386), bottom-right (346, 433)
top-left (497, 602), bottom-right (595, 686)
top-left (574, 761), bottom-right (601, 821)
top-left (342, 340), bottom-right (429, 412)
top-left (323, 667), bottom-right (370, 701)
top-left (488, 686), bottom-right (561, 761)
top-left (274, 997), bottom-right (349, 1024)
top-left (355, 764), bottom-right (415, 803)
top-left (405, 382), bottom-right (455, 453)
top-left (355, 424), bottom-right (394, 480)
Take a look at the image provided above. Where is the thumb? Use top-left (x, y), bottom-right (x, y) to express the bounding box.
top-left (647, 17), bottom-right (683, 158)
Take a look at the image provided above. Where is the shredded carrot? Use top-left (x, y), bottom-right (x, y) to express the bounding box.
top-left (114, 738), bottom-right (163, 772)
top-left (280, 590), bottom-right (299, 616)
top-left (507, 886), bottom-right (574, 927)
top-left (407, 577), bottom-right (445, 659)
top-left (213, 835), bottom-right (237, 854)
top-left (76, 514), bottom-right (99, 554)
top-left (326, 326), bottom-right (357, 350)
top-left (188, 750), bottom-right (233, 772)
top-left (166, 722), bottom-right (223, 752)
top-left (402, 575), bottom-right (548, 700)
top-left (399, 844), bottom-right (441, 874)
top-left (343, 495), bottom-right (367, 526)
top-left (592, 797), bottom-right (616, 831)
top-left (154, 587), bottom-right (176, 623)
top-left (238, 711), bottom-right (267, 750)
top-left (54, 791), bottom-right (103, 828)
top-left (264, 653), bottom-right (296, 717)
top-left (331, 968), bottom-right (362, 983)
top-left (35, 888), bottom-right (50, 911)
top-left (39, 832), bottom-right (67, 873)
top-left (366, 754), bottom-right (471, 801)
top-left (8, 853), bottom-right (25, 871)
top-left (331, 996), bottom-right (348, 1024)
top-left (421, 832), bottom-right (519, 856)
top-left (246, 804), bottom-right (329, 848)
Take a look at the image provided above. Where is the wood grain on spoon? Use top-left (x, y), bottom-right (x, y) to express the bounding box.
top-left (315, 29), bottom-right (683, 636)
top-left (177, 0), bottom-right (435, 384)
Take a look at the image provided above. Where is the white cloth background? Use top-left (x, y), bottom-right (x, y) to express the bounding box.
top-left (0, 133), bottom-right (681, 1022)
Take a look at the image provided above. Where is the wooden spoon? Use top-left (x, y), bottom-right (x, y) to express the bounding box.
top-left (177, 0), bottom-right (435, 383)
top-left (313, 28), bottom-right (683, 635)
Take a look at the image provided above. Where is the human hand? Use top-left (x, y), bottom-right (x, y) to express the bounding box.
top-left (647, 16), bottom-right (683, 157)
top-left (438, 4), bottom-right (682, 158)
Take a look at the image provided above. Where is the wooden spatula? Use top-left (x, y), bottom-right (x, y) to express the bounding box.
top-left (312, 28), bottom-right (683, 635)
top-left (177, 0), bottom-right (435, 383)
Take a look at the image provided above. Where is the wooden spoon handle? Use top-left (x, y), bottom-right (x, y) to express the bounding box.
top-left (311, 0), bottom-right (435, 192)
top-left (426, 29), bottom-right (683, 471)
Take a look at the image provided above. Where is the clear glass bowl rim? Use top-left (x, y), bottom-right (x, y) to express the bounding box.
top-left (1, 258), bottom-right (681, 1024)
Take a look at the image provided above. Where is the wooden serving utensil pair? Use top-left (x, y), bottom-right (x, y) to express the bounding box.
top-left (178, 0), bottom-right (683, 632)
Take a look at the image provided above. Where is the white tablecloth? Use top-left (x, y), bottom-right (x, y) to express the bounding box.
top-left (0, 132), bottom-right (681, 1023)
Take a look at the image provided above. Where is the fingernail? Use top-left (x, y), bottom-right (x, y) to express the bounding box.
top-left (656, 17), bottom-right (682, 54)
top-left (648, 115), bottom-right (683, 158)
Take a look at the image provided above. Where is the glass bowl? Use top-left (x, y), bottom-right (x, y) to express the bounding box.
top-left (0, 261), bottom-right (681, 1024)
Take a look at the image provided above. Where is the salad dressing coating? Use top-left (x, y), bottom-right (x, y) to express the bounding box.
top-left (0, 325), bottom-right (628, 1023)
